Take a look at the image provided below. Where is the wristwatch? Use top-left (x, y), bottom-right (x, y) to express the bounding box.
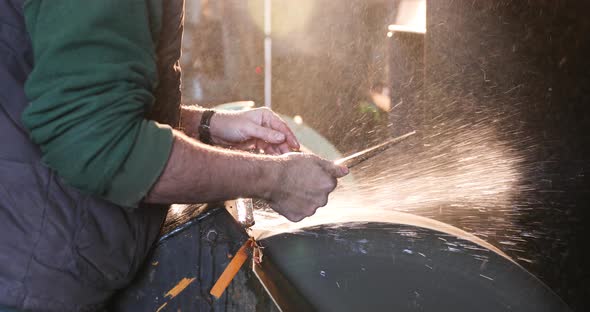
top-left (198, 110), bottom-right (215, 145)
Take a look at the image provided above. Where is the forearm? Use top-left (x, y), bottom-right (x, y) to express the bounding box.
top-left (179, 105), bottom-right (206, 139)
top-left (145, 130), bottom-right (280, 204)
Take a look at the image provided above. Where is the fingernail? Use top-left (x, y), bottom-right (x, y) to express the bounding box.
top-left (290, 142), bottom-right (301, 151)
top-left (341, 166), bottom-right (349, 175)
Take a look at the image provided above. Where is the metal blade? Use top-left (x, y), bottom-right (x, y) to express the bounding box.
top-left (334, 130), bottom-right (416, 169)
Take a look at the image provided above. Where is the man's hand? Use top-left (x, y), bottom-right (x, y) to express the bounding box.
top-left (210, 107), bottom-right (300, 154)
top-left (146, 131), bottom-right (348, 223)
top-left (267, 153), bottom-right (349, 222)
top-left (181, 106), bottom-right (300, 154)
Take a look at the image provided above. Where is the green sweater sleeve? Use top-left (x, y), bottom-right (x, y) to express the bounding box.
top-left (22, 0), bottom-right (173, 208)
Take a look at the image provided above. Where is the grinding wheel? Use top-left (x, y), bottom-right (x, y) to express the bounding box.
top-left (254, 212), bottom-right (569, 312)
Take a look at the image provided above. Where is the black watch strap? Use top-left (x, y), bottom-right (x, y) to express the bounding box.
top-left (198, 110), bottom-right (215, 145)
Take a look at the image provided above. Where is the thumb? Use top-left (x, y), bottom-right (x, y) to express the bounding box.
top-left (318, 159), bottom-right (349, 178)
top-left (246, 125), bottom-right (286, 143)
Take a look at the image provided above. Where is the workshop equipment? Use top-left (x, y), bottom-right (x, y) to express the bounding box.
top-left (215, 131), bottom-right (418, 310)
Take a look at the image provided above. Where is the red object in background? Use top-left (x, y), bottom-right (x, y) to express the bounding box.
top-left (255, 66), bottom-right (263, 75)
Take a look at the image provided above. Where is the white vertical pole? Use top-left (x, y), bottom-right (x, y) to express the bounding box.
top-left (264, 0), bottom-right (272, 108)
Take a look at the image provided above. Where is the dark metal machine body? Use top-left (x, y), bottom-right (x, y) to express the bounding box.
top-left (110, 205), bottom-right (275, 311)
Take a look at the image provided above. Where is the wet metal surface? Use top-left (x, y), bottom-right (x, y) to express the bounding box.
top-left (259, 221), bottom-right (569, 312)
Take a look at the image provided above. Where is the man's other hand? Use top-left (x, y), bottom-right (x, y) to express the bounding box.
top-left (209, 107), bottom-right (299, 154)
top-left (268, 153), bottom-right (349, 222)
